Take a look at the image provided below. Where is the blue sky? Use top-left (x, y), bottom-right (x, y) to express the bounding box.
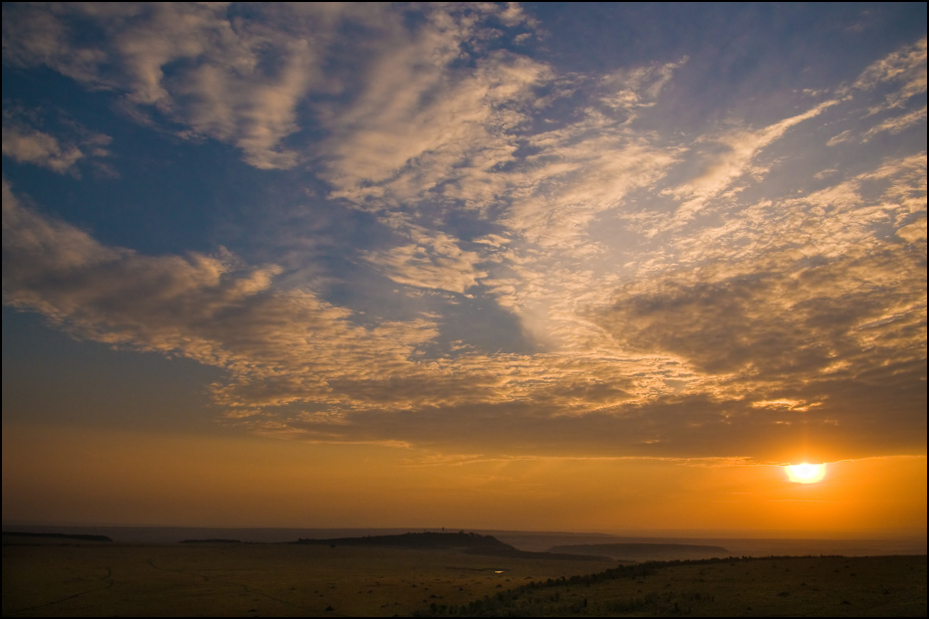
top-left (2, 3), bottom-right (926, 531)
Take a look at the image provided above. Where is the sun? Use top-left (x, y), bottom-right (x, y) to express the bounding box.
top-left (784, 463), bottom-right (827, 484)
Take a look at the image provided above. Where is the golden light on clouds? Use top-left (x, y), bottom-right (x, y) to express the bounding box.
top-left (785, 463), bottom-right (827, 484)
top-left (1, 3), bottom-right (925, 536)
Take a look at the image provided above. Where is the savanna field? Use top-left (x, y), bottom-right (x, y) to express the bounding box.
top-left (3, 535), bottom-right (926, 617)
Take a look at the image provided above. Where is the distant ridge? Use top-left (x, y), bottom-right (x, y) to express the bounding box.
top-left (294, 531), bottom-right (605, 560)
top-left (548, 542), bottom-right (729, 561)
top-left (3, 531), bottom-right (112, 542)
top-left (295, 531), bottom-right (512, 551)
top-left (180, 538), bottom-right (242, 544)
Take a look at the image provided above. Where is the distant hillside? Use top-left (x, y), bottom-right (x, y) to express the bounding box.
top-left (294, 531), bottom-right (605, 560)
top-left (180, 538), bottom-right (242, 544)
top-left (3, 531), bottom-right (112, 543)
top-left (296, 531), bottom-right (508, 550)
top-left (548, 543), bottom-right (729, 561)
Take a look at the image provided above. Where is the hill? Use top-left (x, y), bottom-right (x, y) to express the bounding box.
top-left (2, 531), bottom-right (112, 543)
top-left (294, 531), bottom-right (604, 560)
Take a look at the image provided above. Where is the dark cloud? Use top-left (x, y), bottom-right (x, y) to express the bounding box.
top-left (599, 247), bottom-right (925, 381)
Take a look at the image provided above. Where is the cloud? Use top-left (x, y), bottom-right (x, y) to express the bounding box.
top-left (4, 117), bottom-right (925, 460)
top-left (862, 105), bottom-right (928, 141)
top-left (2, 3), bottom-right (368, 169)
top-left (1, 107), bottom-right (112, 174)
top-left (1, 3), bottom-right (111, 84)
top-left (1, 121), bottom-right (83, 173)
top-left (821, 37), bottom-right (926, 147)
top-left (665, 99), bottom-right (839, 224)
top-left (364, 224), bottom-right (488, 294)
top-left (2, 180), bottom-right (436, 409)
top-left (319, 44), bottom-right (688, 350)
top-left (322, 9), bottom-right (549, 209)
top-left (2, 10), bottom-right (925, 463)
top-left (3, 179), bottom-right (279, 357)
top-left (589, 151), bottom-right (927, 453)
top-left (897, 217), bottom-right (927, 243)
top-left (504, 113), bottom-right (681, 250)
top-left (852, 36), bottom-right (927, 112)
top-left (597, 248), bottom-right (925, 381)
top-left (599, 57), bottom-right (687, 116)
top-left (2, 180), bottom-right (636, 422)
top-left (657, 153), bottom-right (927, 271)
top-left (0, 181), bottom-right (678, 454)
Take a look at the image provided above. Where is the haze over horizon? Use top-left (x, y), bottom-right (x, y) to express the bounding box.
top-left (2, 3), bottom-right (926, 537)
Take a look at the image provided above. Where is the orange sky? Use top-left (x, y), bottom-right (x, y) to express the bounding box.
top-left (4, 424), bottom-right (925, 536)
top-left (2, 4), bottom-right (926, 537)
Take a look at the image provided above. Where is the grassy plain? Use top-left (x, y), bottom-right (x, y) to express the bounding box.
top-left (431, 554), bottom-right (927, 617)
top-left (2, 537), bottom-right (611, 616)
top-left (2, 537), bottom-right (925, 616)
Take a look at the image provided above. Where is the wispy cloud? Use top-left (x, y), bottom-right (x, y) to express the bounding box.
top-left (2, 3), bottom-right (377, 169)
top-left (1, 121), bottom-right (84, 173)
top-left (364, 223), bottom-right (488, 294)
top-left (323, 9), bottom-right (548, 208)
top-left (852, 36), bottom-right (927, 112)
top-left (862, 105), bottom-right (927, 141)
top-left (2, 8), bottom-right (925, 464)
top-left (664, 99), bottom-right (840, 225)
top-left (599, 58), bottom-right (687, 116)
top-left (1, 107), bottom-right (112, 174)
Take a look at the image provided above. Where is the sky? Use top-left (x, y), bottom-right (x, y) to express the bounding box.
top-left (2, 2), bottom-right (926, 537)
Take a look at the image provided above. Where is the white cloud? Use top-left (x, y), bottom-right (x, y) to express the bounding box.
top-left (0, 181), bottom-right (679, 426)
top-left (324, 40), bottom-right (549, 209)
top-left (852, 37), bottom-right (927, 110)
top-left (599, 57), bottom-right (687, 115)
top-left (863, 105), bottom-right (927, 141)
top-left (2, 3), bottom-right (367, 169)
top-left (897, 217), bottom-right (927, 243)
top-left (1, 123), bottom-right (83, 173)
top-left (827, 129), bottom-right (854, 146)
top-left (505, 115), bottom-right (680, 249)
top-left (667, 99), bottom-right (839, 224)
top-left (2, 108), bottom-right (112, 174)
top-left (364, 226), bottom-right (488, 294)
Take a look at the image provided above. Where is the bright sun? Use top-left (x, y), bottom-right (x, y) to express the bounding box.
top-left (784, 463), bottom-right (827, 484)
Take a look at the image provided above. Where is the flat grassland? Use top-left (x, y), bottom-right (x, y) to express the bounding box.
top-left (2, 538), bottom-right (925, 616)
top-left (2, 538), bottom-right (611, 616)
top-left (426, 554), bottom-right (927, 617)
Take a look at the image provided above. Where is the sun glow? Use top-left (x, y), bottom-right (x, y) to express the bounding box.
top-left (785, 463), bottom-right (827, 484)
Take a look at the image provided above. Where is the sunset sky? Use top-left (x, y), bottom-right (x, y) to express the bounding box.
top-left (3, 3), bottom-right (926, 537)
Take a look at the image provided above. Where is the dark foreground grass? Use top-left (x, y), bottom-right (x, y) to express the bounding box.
top-left (3, 536), bottom-right (925, 617)
top-left (418, 554), bottom-right (927, 617)
top-left (1, 537), bottom-right (612, 617)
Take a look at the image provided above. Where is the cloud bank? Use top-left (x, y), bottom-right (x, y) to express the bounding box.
top-left (3, 5), bottom-right (925, 463)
